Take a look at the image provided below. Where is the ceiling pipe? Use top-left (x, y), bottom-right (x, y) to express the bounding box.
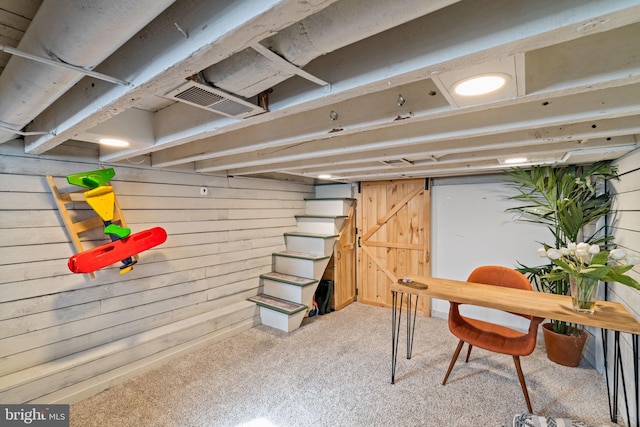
top-left (0, 122), bottom-right (51, 136)
top-left (200, 0), bottom-right (460, 98)
top-left (0, 0), bottom-right (175, 144)
top-left (0, 45), bottom-right (130, 86)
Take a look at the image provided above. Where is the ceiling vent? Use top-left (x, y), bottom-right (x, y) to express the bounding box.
top-left (164, 81), bottom-right (265, 118)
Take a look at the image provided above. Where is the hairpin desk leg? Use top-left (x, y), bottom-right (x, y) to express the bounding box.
top-left (391, 290), bottom-right (421, 384)
top-left (391, 290), bottom-right (403, 384)
top-left (406, 294), bottom-right (419, 360)
top-left (634, 334), bottom-right (639, 427)
top-left (618, 332), bottom-right (640, 427)
top-left (616, 331), bottom-right (630, 424)
top-left (602, 328), bottom-right (614, 421)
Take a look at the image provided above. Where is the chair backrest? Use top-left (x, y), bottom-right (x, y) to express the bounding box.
top-left (467, 265), bottom-right (532, 291)
top-left (455, 265), bottom-right (536, 321)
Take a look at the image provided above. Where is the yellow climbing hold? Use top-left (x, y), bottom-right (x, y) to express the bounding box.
top-left (84, 186), bottom-right (115, 221)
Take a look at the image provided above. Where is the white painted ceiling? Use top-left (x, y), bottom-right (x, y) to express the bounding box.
top-left (1, 0), bottom-right (639, 183)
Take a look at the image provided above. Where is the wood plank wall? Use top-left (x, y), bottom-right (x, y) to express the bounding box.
top-left (609, 149), bottom-right (640, 426)
top-left (0, 140), bottom-right (313, 404)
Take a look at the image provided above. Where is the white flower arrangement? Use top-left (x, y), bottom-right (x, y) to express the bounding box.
top-left (538, 242), bottom-right (640, 290)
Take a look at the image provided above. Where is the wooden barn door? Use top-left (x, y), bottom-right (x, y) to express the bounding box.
top-left (357, 179), bottom-right (431, 314)
top-left (334, 203), bottom-right (357, 310)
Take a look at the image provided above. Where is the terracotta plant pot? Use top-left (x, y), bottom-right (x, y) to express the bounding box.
top-left (542, 322), bottom-right (588, 367)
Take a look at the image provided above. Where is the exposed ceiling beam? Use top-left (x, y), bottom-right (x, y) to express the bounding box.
top-left (193, 84), bottom-right (640, 172)
top-left (2, 0), bottom-right (638, 183)
top-left (23, 0), bottom-right (341, 154)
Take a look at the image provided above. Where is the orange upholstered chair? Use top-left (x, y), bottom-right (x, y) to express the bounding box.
top-left (441, 266), bottom-right (544, 412)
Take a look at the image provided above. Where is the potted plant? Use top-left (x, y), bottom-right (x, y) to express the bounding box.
top-left (503, 161), bottom-right (620, 365)
top-left (535, 242), bottom-right (639, 366)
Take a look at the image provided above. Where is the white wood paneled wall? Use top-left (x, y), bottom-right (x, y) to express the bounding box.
top-left (609, 148), bottom-right (640, 426)
top-left (0, 140), bottom-right (313, 404)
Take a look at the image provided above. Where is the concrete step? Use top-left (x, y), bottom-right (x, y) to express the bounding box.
top-left (284, 231), bottom-right (338, 256)
top-left (315, 183), bottom-right (354, 199)
top-left (272, 251), bottom-right (331, 280)
top-left (247, 294), bottom-right (307, 333)
top-left (261, 271), bottom-right (319, 306)
top-left (305, 198), bottom-right (355, 216)
top-left (295, 215), bottom-right (346, 235)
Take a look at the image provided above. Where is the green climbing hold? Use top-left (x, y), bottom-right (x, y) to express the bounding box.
top-left (66, 168), bottom-right (115, 188)
top-left (104, 223), bottom-right (131, 239)
top-left (81, 176), bottom-right (101, 189)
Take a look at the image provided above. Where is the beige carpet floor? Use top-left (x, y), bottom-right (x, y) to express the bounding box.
top-left (70, 302), bottom-right (621, 427)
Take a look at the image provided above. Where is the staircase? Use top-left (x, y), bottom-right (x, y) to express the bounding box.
top-left (248, 184), bottom-right (355, 332)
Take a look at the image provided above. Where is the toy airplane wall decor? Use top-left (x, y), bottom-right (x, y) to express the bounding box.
top-left (47, 167), bottom-right (168, 276)
top-left (68, 227), bottom-right (167, 274)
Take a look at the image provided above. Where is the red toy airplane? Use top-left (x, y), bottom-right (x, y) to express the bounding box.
top-left (68, 227), bottom-right (167, 274)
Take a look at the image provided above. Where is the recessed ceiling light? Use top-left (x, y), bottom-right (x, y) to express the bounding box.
top-left (318, 174), bottom-right (332, 179)
top-left (503, 157), bottom-right (529, 164)
top-left (453, 74), bottom-right (509, 96)
top-left (98, 138), bottom-right (130, 147)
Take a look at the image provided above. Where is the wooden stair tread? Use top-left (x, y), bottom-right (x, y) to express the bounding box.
top-left (273, 251), bottom-right (331, 260)
top-left (284, 231), bottom-right (339, 239)
top-left (261, 272), bottom-right (318, 287)
top-left (247, 294), bottom-right (307, 315)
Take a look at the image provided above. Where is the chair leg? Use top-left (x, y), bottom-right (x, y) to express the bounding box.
top-left (513, 356), bottom-right (533, 413)
top-left (465, 344), bottom-right (473, 363)
top-left (442, 340), bottom-right (465, 385)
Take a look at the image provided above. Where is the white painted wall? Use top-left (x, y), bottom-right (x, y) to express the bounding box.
top-left (431, 175), bottom-right (548, 328)
top-left (430, 173), bottom-right (605, 368)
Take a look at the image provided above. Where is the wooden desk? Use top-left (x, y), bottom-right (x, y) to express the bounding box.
top-left (390, 275), bottom-right (640, 425)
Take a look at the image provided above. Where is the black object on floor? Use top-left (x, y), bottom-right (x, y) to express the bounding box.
top-left (315, 280), bottom-right (334, 315)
